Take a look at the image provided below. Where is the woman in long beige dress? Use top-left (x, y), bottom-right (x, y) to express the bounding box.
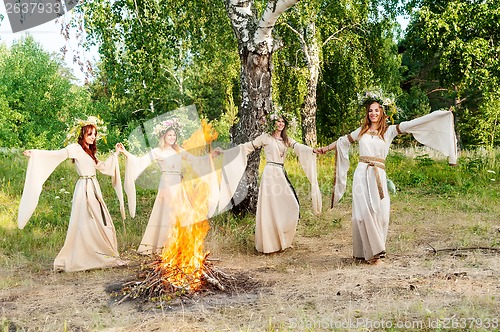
top-left (117, 121), bottom-right (215, 255)
top-left (217, 113), bottom-right (321, 254)
top-left (318, 100), bottom-right (457, 265)
top-left (18, 120), bottom-right (126, 272)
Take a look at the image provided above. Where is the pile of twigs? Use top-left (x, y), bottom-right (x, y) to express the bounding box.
top-left (113, 255), bottom-right (259, 304)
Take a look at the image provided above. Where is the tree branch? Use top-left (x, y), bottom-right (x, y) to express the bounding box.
top-left (226, 0), bottom-right (255, 44)
top-left (427, 244), bottom-right (500, 254)
top-left (322, 24), bottom-right (358, 47)
top-left (254, 0), bottom-right (300, 53)
top-left (426, 88), bottom-right (448, 95)
top-left (282, 22), bottom-right (309, 63)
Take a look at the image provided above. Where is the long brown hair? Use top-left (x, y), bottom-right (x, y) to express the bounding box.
top-left (275, 118), bottom-right (291, 146)
top-left (78, 124), bottom-right (98, 164)
top-left (359, 101), bottom-right (389, 139)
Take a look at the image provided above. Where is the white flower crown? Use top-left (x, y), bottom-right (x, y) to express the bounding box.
top-left (64, 115), bottom-right (107, 146)
top-left (357, 88), bottom-right (398, 123)
top-left (265, 107), bottom-right (297, 133)
top-left (152, 118), bottom-right (184, 137)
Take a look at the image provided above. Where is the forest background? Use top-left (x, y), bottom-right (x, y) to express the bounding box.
top-left (1, 1), bottom-right (500, 330)
top-left (0, 0), bottom-right (499, 153)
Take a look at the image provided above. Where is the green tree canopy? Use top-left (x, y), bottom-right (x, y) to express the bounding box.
top-left (401, 0), bottom-right (500, 147)
top-left (0, 36), bottom-right (108, 149)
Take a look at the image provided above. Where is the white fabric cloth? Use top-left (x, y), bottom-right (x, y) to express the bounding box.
top-left (123, 147), bottom-right (216, 254)
top-left (218, 133), bottom-right (321, 253)
top-left (332, 110), bottom-right (458, 260)
top-left (18, 143), bottom-right (124, 272)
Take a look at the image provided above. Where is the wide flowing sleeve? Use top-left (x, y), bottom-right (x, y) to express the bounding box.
top-left (331, 128), bottom-right (360, 208)
top-left (182, 151), bottom-right (219, 218)
top-left (293, 141), bottom-right (322, 215)
top-left (218, 133), bottom-right (266, 213)
top-left (18, 147), bottom-right (69, 229)
top-left (124, 149), bottom-right (156, 218)
top-left (96, 152), bottom-right (125, 220)
top-left (399, 110), bottom-right (458, 165)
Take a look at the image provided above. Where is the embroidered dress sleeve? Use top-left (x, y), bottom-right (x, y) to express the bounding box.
top-left (398, 110), bottom-right (458, 165)
top-left (331, 127), bottom-right (361, 208)
top-left (18, 146), bottom-right (70, 229)
top-left (96, 152), bottom-right (125, 220)
top-left (218, 133), bottom-right (266, 213)
top-left (292, 139), bottom-right (322, 214)
top-left (124, 148), bottom-right (157, 218)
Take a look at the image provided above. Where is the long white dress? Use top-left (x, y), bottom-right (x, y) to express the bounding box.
top-left (218, 133), bottom-right (322, 253)
top-left (124, 147), bottom-right (215, 255)
top-left (18, 143), bottom-right (125, 272)
top-left (331, 110), bottom-right (458, 260)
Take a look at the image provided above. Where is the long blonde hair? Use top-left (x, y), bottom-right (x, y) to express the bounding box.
top-left (158, 128), bottom-right (180, 151)
top-left (359, 101), bottom-right (389, 139)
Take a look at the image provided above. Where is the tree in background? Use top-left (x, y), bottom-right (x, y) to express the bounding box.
top-left (400, 0), bottom-right (500, 148)
top-left (0, 36), bottom-right (102, 149)
top-left (274, 0), bottom-right (402, 145)
top-left (77, 0), bottom-right (304, 212)
top-left (224, 0), bottom-right (307, 212)
top-left (73, 0), bottom-right (239, 136)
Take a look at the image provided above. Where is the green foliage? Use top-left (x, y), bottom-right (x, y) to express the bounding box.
top-left (462, 91), bottom-right (500, 149)
top-left (317, 6), bottom-right (402, 143)
top-left (0, 150), bottom-right (134, 265)
top-left (76, 0), bottom-right (239, 139)
top-left (0, 37), bottom-right (108, 150)
top-left (2, 146), bottom-right (498, 266)
top-left (264, 0), bottom-right (401, 145)
top-left (401, 0), bottom-right (500, 148)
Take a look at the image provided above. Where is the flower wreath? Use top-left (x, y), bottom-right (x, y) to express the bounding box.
top-left (357, 88), bottom-right (398, 124)
top-left (265, 107), bottom-right (297, 133)
top-left (152, 118), bottom-right (184, 138)
top-left (64, 115), bottom-right (107, 146)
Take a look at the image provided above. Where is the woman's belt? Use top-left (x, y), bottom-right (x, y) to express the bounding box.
top-left (267, 162), bottom-right (284, 168)
top-left (161, 170), bottom-right (181, 175)
top-left (79, 175), bottom-right (96, 179)
top-left (359, 156), bottom-right (386, 201)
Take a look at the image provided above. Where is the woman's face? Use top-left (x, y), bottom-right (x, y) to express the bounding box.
top-left (275, 117), bottom-right (286, 131)
top-left (84, 127), bottom-right (97, 146)
top-left (163, 129), bottom-right (177, 146)
top-left (368, 102), bottom-right (382, 124)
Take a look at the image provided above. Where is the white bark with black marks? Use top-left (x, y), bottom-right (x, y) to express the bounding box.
top-left (226, 0), bottom-right (300, 213)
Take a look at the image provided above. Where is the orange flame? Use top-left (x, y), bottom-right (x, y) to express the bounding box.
top-left (158, 120), bottom-right (218, 291)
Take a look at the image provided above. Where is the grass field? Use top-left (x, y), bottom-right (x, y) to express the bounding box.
top-left (1, 146), bottom-right (499, 331)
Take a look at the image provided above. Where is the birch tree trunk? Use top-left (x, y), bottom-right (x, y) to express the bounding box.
top-left (226, 0), bottom-right (300, 213)
top-left (301, 22), bottom-right (319, 146)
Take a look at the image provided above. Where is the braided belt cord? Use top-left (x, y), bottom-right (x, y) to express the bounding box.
top-left (359, 156), bottom-right (386, 213)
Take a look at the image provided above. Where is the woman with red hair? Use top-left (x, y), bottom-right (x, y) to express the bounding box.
top-left (18, 116), bottom-right (126, 272)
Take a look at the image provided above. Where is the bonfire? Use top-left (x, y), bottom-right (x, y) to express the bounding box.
top-left (116, 120), bottom-right (255, 303)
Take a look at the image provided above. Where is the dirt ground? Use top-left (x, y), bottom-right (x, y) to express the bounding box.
top-left (1, 221), bottom-right (499, 332)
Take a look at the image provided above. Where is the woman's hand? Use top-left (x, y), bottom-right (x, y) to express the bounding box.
top-left (211, 147), bottom-right (224, 157)
top-left (23, 150), bottom-right (32, 157)
top-left (115, 143), bottom-right (126, 153)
